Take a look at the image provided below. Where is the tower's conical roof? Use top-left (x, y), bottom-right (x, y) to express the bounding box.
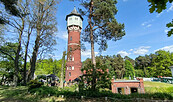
top-left (71, 7), bottom-right (79, 14)
top-left (66, 7), bottom-right (83, 21)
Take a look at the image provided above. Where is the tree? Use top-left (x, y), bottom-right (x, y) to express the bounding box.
top-left (0, 42), bottom-right (23, 85)
top-left (0, 0), bottom-right (30, 86)
top-left (124, 56), bottom-right (135, 67)
top-left (153, 50), bottom-right (172, 76)
top-left (74, 0), bottom-right (125, 90)
top-left (0, 0), bottom-right (23, 24)
top-left (112, 54), bottom-right (125, 79)
top-left (60, 51), bottom-right (66, 88)
top-left (27, 0), bottom-right (58, 81)
top-left (135, 55), bottom-right (151, 77)
top-left (81, 57), bottom-right (111, 90)
top-left (125, 60), bottom-right (135, 79)
top-left (148, 0), bottom-right (173, 37)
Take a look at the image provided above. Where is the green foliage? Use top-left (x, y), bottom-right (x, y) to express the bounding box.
top-left (112, 54), bottom-right (125, 79)
top-left (35, 58), bottom-right (66, 78)
top-left (81, 57), bottom-right (111, 91)
top-left (125, 60), bottom-right (135, 79)
top-left (135, 69), bottom-right (144, 77)
top-left (27, 80), bottom-right (44, 89)
top-left (135, 50), bottom-right (173, 77)
top-left (153, 50), bottom-right (172, 76)
top-left (0, 0), bottom-right (23, 24)
top-left (148, 0), bottom-right (173, 37)
top-left (79, 0), bottom-right (125, 51)
top-left (166, 20), bottom-right (173, 37)
top-left (135, 55), bottom-right (151, 77)
top-left (29, 86), bottom-right (57, 97)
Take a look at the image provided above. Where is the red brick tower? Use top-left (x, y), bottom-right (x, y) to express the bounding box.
top-left (65, 7), bottom-right (83, 82)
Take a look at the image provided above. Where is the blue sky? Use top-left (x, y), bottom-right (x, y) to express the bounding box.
top-left (53, 0), bottom-right (173, 61)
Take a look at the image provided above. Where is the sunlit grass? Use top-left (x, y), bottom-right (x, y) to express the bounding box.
top-left (144, 81), bottom-right (173, 93)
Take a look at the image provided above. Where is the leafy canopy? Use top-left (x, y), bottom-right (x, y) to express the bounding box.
top-left (80, 0), bottom-right (125, 51)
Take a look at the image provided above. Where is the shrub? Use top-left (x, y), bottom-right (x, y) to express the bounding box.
top-left (29, 86), bottom-right (57, 97)
top-left (28, 80), bottom-right (43, 89)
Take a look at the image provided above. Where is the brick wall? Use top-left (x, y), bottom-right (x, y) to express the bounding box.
top-left (111, 78), bottom-right (145, 94)
top-left (65, 28), bottom-right (82, 81)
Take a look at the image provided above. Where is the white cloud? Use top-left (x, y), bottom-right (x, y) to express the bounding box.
top-left (146, 24), bottom-right (152, 28)
top-left (117, 51), bottom-right (130, 57)
top-left (129, 49), bottom-right (133, 51)
top-left (81, 50), bottom-right (98, 57)
top-left (133, 46), bottom-right (151, 55)
top-left (165, 29), bottom-right (169, 33)
top-left (167, 3), bottom-right (173, 12)
top-left (156, 12), bottom-right (163, 17)
top-left (155, 45), bottom-right (173, 52)
top-left (57, 31), bottom-right (68, 40)
top-left (141, 20), bottom-right (154, 28)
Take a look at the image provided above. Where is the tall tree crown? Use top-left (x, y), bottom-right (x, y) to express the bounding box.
top-left (80, 0), bottom-right (125, 51)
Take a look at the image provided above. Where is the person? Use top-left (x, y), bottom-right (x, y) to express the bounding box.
top-left (51, 81), bottom-right (55, 86)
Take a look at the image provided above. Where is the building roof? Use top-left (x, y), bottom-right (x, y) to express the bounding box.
top-left (113, 80), bottom-right (140, 83)
top-left (66, 7), bottom-right (83, 21)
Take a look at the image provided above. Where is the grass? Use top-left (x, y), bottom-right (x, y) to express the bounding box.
top-left (0, 81), bottom-right (173, 102)
top-left (0, 86), bottom-right (40, 102)
top-left (144, 81), bottom-right (173, 93)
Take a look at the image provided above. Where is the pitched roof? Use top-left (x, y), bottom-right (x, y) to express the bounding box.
top-left (66, 7), bottom-right (83, 21)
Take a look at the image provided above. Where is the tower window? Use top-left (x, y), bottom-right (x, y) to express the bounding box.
top-left (70, 47), bottom-right (72, 51)
top-left (69, 18), bottom-right (72, 20)
top-left (75, 17), bottom-right (78, 20)
top-left (72, 56), bottom-right (74, 61)
top-left (72, 66), bottom-right (74, 70)
top-left (70, 36), bottom-right (72, 41)
top-left (69, 72), bottom-right (71, 76)
top-left (70, 55), bottom-right (72, 61)
top-left (69, 66), bottom-right (71, 70)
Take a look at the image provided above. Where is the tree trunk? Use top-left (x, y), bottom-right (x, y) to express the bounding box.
top-left (60, 51), bottom-right (66, 88)
top-left (144, 66), bottom-right (146, 77)
top-left (27, 32), bottom-right (40, 81)
top-left (13, 18), bottom-right (24, 87)
top-left (23, 25), bottom-right (32, 85)
top-left (89, 0), bottom-right (96, 90)
top-left (27, 2), bottom-right (43, 82)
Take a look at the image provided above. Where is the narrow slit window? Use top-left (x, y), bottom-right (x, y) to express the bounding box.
top-left (70, 55), bottom-right (72, 61)
top-left (69, 72), bottom-right (71, 76)
top-left (70, 36), bottom-right (72, 41)
top-left (70, 47), bottom-right (72, 52)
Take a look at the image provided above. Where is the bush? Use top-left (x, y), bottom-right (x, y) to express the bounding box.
top-left (28, 80), bottom-right (43, 89)
top-left (29, 86), bottom-right (57, 97)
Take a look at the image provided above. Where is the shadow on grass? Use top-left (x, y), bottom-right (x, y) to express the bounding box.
top-left (0, 86), bottom-right (40, 102)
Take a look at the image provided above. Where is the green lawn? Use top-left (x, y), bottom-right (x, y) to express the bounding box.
top-left (144, 81), bottom-right (173, 93)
